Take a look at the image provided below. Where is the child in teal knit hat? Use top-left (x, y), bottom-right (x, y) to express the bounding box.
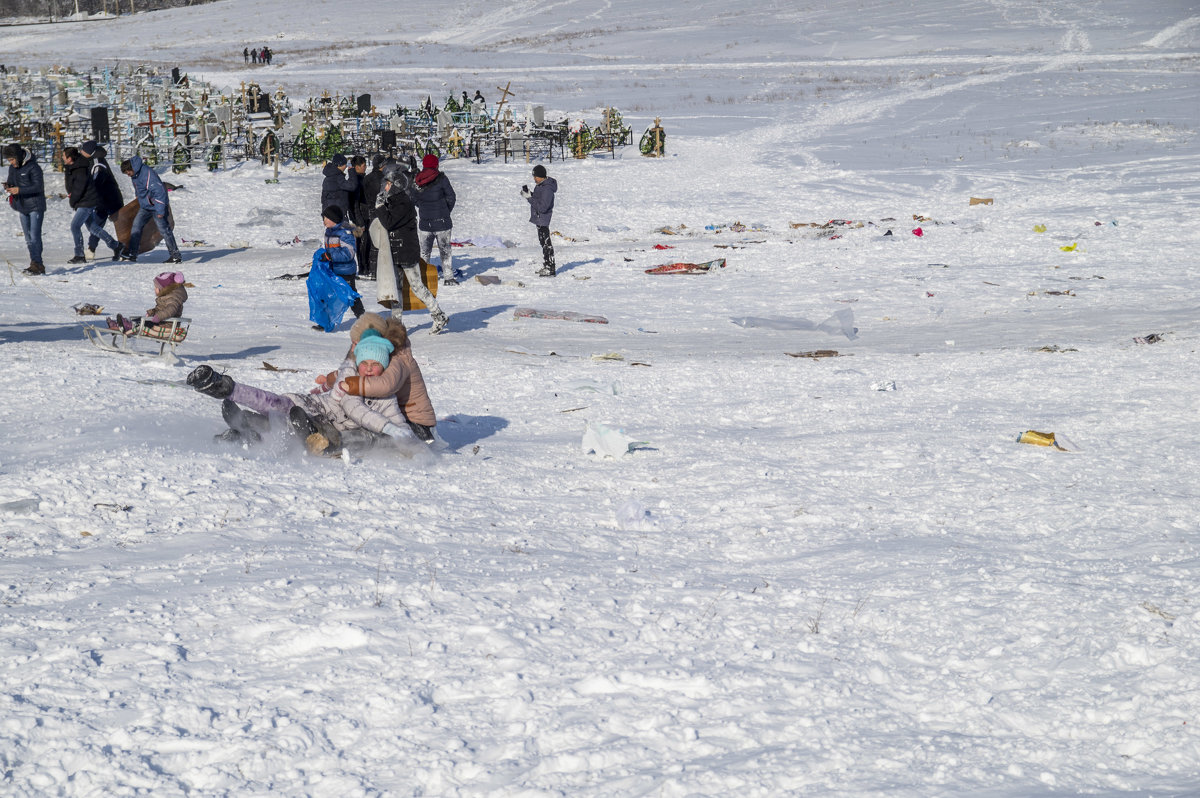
top-left (353, 329), bottom-right (394, 376)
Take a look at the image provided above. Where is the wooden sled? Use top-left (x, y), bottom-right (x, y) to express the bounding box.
top-left (83, 317), bottom-right (191, 357)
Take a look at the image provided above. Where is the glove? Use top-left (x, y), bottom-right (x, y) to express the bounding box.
top-left (520, 186), bottom-right (532, 199)
top-left (382, 423), bottom-right (417, 442)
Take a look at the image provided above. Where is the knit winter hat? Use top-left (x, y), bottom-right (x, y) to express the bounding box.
top-left (154, 271), bottom-right (184, 290)
top-left (3, 143), bottom-right (25, 161)
top-left (330, 153), bottom-right (348, 167)
top-left (422, 154), bottom-right (439, 170)
top-left (80, 140), bottom-right (98, 157)
top-left (354, 328), bottom-right (394, 368)
top-left (532, 164), bottom-right (547, 178)
top-left (322, 205), bottom-right (344, 224)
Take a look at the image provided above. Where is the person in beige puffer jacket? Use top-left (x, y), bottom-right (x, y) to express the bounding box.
top-left (314, 312), bottom-right (441, 442)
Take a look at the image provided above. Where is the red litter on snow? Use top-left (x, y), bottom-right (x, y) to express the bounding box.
top-left (912, 227), bottom-right (923, 237)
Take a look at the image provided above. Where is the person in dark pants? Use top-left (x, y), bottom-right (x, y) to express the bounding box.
top-left (359, 155), bottom-right (391, 277)
top-left (120, 155), bottom-right (182, 264)
top-left (79, 140), bottom-right (125, 260)
top-left (62, 146), bottom-right (121, 263)
top-left (520, 164), bottom-right (557, 277)
top-left (348, 155), bottom-right (371, 276)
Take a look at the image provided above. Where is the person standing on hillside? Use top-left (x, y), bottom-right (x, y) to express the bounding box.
top-left (3, 143), bottom-right (47, 275)
top-left (409, 154), bottom-right (457, 285)
top-left (62, 146), bottom-right (121, 264)
top-left (120, 155), bottom-right (182, 264)
top-left (520, 164), bottom-right (557, 277)
top-left (79, 140), bottom-right (125, 260)
top-left (243, 47), bottom-right (249, 63)
top-left (376, 167), bottom-right (449, 334)
top-left (348, 155), bottom-right (371, 273)
top-left (359, 155), bottom-right (391, 278)
top-left (320, 153), bottom-right (358, 221)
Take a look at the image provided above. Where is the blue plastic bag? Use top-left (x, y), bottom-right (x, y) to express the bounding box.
top-left (307, 252), bottom-right (360, 332)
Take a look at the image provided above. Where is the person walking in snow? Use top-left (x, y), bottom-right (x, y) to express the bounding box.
top-left (119, 155), bottom-right (182, 264)
top-left (520, 164), bottom-right (557, 277)
top-left (375, 166), bottom-right (449, 334)
top-left (62, 146), bottom-right (122, 264)
top-left (79, 140), bottom-right (125, 260)
top-left (409, 154), bottom-right (457, 285)
top-left (3, 142), bottom-right (46, 275)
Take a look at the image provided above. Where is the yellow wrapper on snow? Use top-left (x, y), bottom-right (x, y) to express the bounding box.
top-left (1017, 430), bottom-right (1076, 451)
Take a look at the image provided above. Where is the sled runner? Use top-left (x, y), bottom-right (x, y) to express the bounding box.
top-left (83, 316), bottom-right (191, 357)
top-left (644, 258), bottom-right (726, 275)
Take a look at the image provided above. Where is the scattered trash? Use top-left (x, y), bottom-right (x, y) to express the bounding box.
top-left (1, 498), bottom-right (40, 514)
top-left (261, 361), bottom-right (303, 372)
top-left (1033, 224), bottom-right (1047, 233)
top-left (1034, 345), bottom-right (1078, 352)
top-left (582, 422), bottom-right (649, 459)
top-left (1017, 430), bottom-right (1078, 451)
top-left (73, 302), bottom-right (104, 315)
top-left (651, 244), bottom-right (675, 250)
top-left (514, 308), bottom-right (608, 324)
top-left (870, 380), bottom-right (897, 391)
top-left (1134, 333), bottom-right (1166, 345)
top-left (912, 227), bottom-right (924, 237)
top-left (969, 197), bottom-right (993, 206)
top-left (785, 350), bottom-right (846, 359)
top-left (1060, 242), bottom-right (1079, 252)
top-left (645, 258), bottom-right (725, 275)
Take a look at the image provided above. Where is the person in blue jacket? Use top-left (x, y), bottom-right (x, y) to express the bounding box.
top-left (309, 205), bottom-right (365, 330)
top-left (119, 155), bottom-right (182, 264)
top-left (3, 143), bottom-right (47, 275)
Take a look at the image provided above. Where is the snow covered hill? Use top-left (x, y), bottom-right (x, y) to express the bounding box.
top-left (1, 2), bottom-right (1199, 795)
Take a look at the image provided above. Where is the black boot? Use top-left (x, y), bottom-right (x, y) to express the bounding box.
top-left (220, 399), bottom-right (265, 442)
top-left (288, 406), bottom-right (340, 455)
top-left (186, 365), bottom-right (235, 398)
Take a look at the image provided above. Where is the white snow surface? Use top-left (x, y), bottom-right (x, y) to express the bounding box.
top-left (2, 2), bottom-right (1200, 795)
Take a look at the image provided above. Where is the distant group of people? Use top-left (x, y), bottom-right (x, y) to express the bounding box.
top-left (4, 139), bottom-right (181, 276)
top-left (243, 46), bottom-right (273, 65)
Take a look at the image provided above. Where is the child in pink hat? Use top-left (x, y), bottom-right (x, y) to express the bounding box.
top-left (107, 271), bottom-right (188, 334)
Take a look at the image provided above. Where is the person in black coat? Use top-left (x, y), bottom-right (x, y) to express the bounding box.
top-left (63, 146), bottom-right (122, 263)
top-left (359, 155), bottom-right (391, 278)
top-left (79, 140), bottom-right (124, 259)
top-left (348, 155), bottom-right (371, 274)
top-left (375, 167), bottom-right (449, 334)
top-left (320, 153), bottom-right (358, 219)
top-left (409, 154), bottom-right (457, 285)
top-left (4, 142), bottom-right (46, 274)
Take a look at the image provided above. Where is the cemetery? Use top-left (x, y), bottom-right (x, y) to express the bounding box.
top-left (0, 63), bottom-right (644, 175)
